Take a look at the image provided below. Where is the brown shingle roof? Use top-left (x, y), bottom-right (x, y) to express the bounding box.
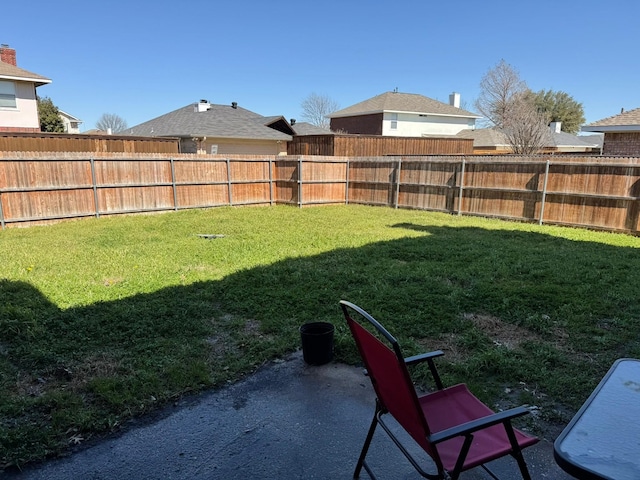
top-left (327, 91), bottom-right (480, 118)
top-left (0, 61), bottom-right (50, 86)
top-left (583, 107), bottom-right (640, 132)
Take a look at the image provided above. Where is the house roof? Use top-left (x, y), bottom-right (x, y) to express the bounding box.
top-left (582, 107), bottom-right (640, 133)
top-left (0, 61), bottom-right (51, 86)
top-left (126, 102), bottom-right (293, 141)
top-left (456, 128), bottom-right (510, 147)
top-left (58, 110), bottom-right (82, 123)
top-left (327, 91), bottom-right (480, 119)
top-left (551, 131), bottom-right (601, 148)
top-left (292, 122), bottom-right (334, 135)
top-left (457, 128), bottom-right (601, 149)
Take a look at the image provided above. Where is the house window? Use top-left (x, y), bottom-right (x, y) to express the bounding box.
top-left (0, 80), bottom-right (17, 108)
top-left (390, 113), bottom-right (398, 130)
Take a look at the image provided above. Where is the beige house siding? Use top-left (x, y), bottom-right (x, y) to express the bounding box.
top-left (181, 137), bottom-right (287, 155)
top-left (0, 80), bottom-right (40, 131)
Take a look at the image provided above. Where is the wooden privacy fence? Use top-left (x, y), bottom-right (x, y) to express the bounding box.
top-left (0, 132), bottom-right (179, 153)
top-left (287, 134), bottom-right (474, 156)
top-left (2, 154), bottom-right (640, 234)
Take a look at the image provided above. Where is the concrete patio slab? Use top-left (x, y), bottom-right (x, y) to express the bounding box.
top-left (6, 351), bottom-right (572, 479)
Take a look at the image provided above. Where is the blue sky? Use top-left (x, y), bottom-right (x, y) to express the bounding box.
top-left (5, 0), bottom-right (640, 132)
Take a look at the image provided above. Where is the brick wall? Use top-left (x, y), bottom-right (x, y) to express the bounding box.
top-left (0, 126), bottom-right (41, 133)
top-left (603, 132), bottom-right (640, 156)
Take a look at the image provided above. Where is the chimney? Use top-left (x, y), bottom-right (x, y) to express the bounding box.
top-left (449, 92), bottom-right (460, 108)
top-left (0, 44), bottom-right (17, 66)
top-left (195, 99), bottom-right (210, 113)
top-left (550, 121), bottom-right (562, 133)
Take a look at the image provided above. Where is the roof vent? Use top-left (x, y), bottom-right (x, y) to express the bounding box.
top-left (231, 102), bottom-right (237, 109)
top-left (290, 118), bottom-right (296, 125)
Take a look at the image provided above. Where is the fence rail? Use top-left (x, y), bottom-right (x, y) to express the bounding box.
top-left (2, 154), bottom-right (640, 234)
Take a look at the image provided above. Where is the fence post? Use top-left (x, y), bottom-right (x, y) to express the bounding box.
top-left (395, 158), bottom-right (402, 209)
top-left (0, 191), bottom-right (5, 229)
top-left (226, 158), bottom-right (233, 206)
top-left (90, 157), bottom-right (100, 218)
top-left (457, 157), bottom-right (466, 216)
top-left (170, 157), bottom-right (178, 210)
top-left (345, 158), bottom-right (350, 205)
top-left (539, 159), bottom-right (550, 225)
top-left (269, 158), bottom-right (274, 206)
top-left (298, 156), bottom-right (303, 208)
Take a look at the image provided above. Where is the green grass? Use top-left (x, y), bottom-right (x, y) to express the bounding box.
top-left (2, 205), bottom-right (640, 469)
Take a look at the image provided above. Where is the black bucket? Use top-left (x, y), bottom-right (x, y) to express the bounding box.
top-left (300, 322), bottom-right (334, 365)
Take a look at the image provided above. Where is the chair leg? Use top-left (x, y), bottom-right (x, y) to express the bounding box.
top-left (504, 422), bottom-right (532, 480)
top-left (354, 409), bottom-right (380, 479)
top-left (512, 451), bottom-right (532, 480)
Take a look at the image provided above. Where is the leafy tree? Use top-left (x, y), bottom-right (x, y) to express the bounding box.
top-left (96, 113), bottom-right (128, 133)
top-left (37, 96), bottom-right (65, 133)
top-left (528, 89), bottom-right (585, 134)
top-left (300, 93), bottom-right (339, 129)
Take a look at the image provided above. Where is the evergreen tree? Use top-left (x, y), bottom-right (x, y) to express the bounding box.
top-left (529, 90), bottom-right (585, 134)
top-left (37, 96), bottom-right (65, 133)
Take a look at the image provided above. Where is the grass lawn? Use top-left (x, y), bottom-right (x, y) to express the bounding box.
top-left (2, 204), bottom-right (640, 470)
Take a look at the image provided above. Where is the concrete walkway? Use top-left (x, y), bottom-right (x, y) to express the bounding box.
top-left (7, 352), bottom-right (573, 479)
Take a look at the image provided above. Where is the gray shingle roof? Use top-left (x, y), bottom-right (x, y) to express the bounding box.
top-left (582, 107), bottom-right (640, 132)
top-left (126, 103), bottom-right (292, 141)
top-left (292, 122), bottom-right (334, 135)
top-left (457, 128), bottom-right (601, 148)
top-left (456, 128), bottom-right (509, 146)
top-left (0, 61), bottom-right (51, 86)
top-left (327, 91), bottom-right (480, 119)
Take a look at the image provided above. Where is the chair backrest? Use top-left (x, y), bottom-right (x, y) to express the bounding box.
top-left (340, 301), bottom-right (435, 457)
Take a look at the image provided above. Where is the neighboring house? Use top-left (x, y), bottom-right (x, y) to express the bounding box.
top-left (457, 122), bottom-right (602, 154)
top-left (58, 110), bottom-right (82, 133)
top-left (126, 100), bottom-right (294, 155)
top-left (582, 108), bottom-right (640, 155)
top-left (0, 44), bottom-right (51, 132)
top-left (327, 91), bottom-right (480, 137)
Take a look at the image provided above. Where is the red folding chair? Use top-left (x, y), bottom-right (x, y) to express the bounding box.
top-left (340, 300), bottom-right (538, 480)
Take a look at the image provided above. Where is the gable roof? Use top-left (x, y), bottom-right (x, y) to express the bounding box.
top-left (327, 91), bottom-right (480, 119)
top-left (582, 107), bottom-right (640, 133)
top-left (0, 61), bottom-right (51, 86)
top-left (58, 110), bottom-right (82, 122)
top-left (126, 102), bottom-right (293, 141)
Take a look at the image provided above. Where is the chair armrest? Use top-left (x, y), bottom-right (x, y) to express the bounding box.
top-left (428, 406), bottom-right (531, 444)
top-left (404, 350), bottom-right (445, 390)
top-left (404, 350), bottom-right (444, 366)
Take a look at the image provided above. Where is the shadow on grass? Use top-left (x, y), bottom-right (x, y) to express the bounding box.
top-left (3, 223), bottom-right (640, 468)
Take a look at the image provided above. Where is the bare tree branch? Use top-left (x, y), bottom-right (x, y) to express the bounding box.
top-left (96, 113), bottom-right (128, 133)
top-left (300, 93), bottom-right (339, 129)
top-left (475, 60), bottom-right (527, 129)
top-left (502, 93), bottom-right (552, 154)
